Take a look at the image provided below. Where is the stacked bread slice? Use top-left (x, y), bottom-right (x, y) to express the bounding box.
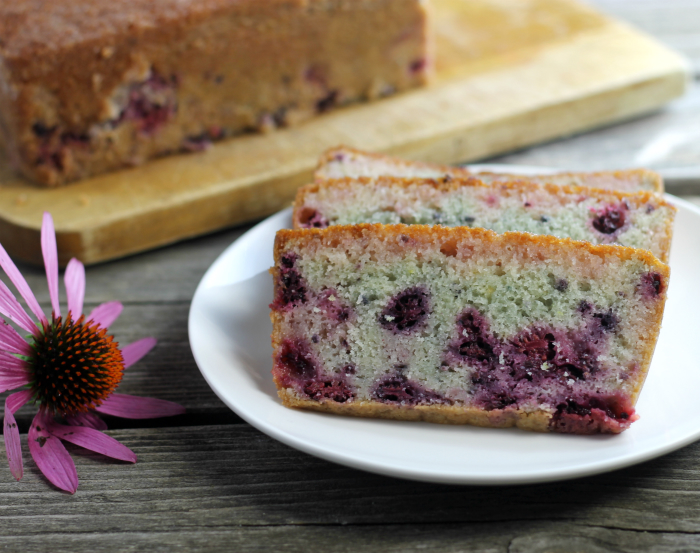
top-left (316, 146), bottom-right (664, 193)
top-left (269, 147), bottom-right (674, 434)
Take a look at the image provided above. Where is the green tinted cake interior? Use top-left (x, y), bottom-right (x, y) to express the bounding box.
top-left (296, 178), bottom-right (674, 260)
top-left (271, 225), bottom-right (668, 433)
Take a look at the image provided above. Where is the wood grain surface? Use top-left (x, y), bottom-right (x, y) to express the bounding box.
top-left (1, 1), bottom-right (700, 551)
top-left (0, 0), bottom-right (689, 266)
top-left (1, 424), bottom-right (700, 552)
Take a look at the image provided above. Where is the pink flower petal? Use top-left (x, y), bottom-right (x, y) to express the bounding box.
top-left (66, 411), bottom-right (108, 431)
top-left (87, 301), bottom-right (123, 329)
top-left (0, 322), bottom-right (31, 356)
top-left (45, 419), bottom-right (136, 463)
top-left (0, 281), bottom-right (38, 335)
top-left (0, 243), bottom-right (47, 327)
top-left (64, 258), bottom-right (85, 320)
top-left (28, 410), bottom-right (78, 494)
top-left (0, 365), bottom-right (30, 380)
top-left (122, 337), bottom-right (157, 369)
top-left (3, 389), bottom-right (32, 480)
top-left (96, 394), bottom-right (185, 419)
top-left (0, 350), bottom-right (28, 372)
top-left (41, 213), bottom-right (61, 319)
top-left (0, 372), bottom-right (30, 393)
top-left (6, 388), bottom-right (33, 413)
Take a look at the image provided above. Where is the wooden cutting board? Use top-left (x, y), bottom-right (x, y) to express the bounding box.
top-left (0, 0), bottom-right (689, 266)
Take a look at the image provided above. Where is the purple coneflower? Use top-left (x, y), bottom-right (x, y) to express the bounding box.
top-left (1, 213), bottom-right (185, 493)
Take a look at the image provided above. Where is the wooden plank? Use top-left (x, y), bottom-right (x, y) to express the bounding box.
top-left (488, 79), bottom-right (700, 193)
top-left (489, 0), bottom-right (700, 191)
top-left (0, 0), bottom-right (688, 266)
top-left (588, 0), bottom-right (700, 76)
top-left (3, 524), bottom-right (700, 553)
top-left (2, 425), bottom-right (700, 551)
top-left (4, 225), bottom-right (248, 305)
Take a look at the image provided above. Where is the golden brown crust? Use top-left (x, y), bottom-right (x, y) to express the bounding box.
top-left (0, 1), bottom-right (430, 185)
top-left (316, 145), bottom-right (665, 193)
top-left (275, 223), bottom-right (670, 276)
top-left (277, 388), bottom-right (555, 432)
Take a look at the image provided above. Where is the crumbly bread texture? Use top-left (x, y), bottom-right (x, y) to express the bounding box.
top-left (0, 1), bottom-right (429, 186)
top-left (316, 146), bottom-right (665, 194)
top-left (270, 224), bottom-right (669, 434)
top-left (293, 176), bottom-right (676, 262)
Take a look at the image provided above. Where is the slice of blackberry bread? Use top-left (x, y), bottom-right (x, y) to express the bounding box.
top-left (293, 177), bottom-right (676, 262)
top-left (270, 224), bottom-right (669, 434)
top-left (316, 146), bottom-right (664, 194)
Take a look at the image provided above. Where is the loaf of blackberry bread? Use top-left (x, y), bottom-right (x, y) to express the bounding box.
top-left (293, 176), bottom-right (676, 262)
top-left (0, 1), bottom-right (429, 186)
top-left (270, 224), bottom-right (669, 434)
top-left (316, 147), bottom-right (664, 193)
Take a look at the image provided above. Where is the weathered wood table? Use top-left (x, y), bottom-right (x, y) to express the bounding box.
top-left (2, 1), bottom-right (700, 551)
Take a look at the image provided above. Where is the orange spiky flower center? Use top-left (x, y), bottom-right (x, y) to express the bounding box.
top-left (28, 314), bottom-right (124, 416)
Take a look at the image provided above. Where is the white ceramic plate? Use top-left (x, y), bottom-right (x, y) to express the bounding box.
top-left (189, 165), bottom-right (700, 485)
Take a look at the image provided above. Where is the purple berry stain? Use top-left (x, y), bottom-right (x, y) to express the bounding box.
top-left (638, 272), bottom-right (665, 299)
top-left (297, 208), bottom-right (329, 229)
top-left (591, 202), bottom-right (627, 235)
top-left (33, 125), bottom-right (90, 171)
top-left (554, 279), bottom-right (568, 292)
top-left (304, 379), bottom-right (354, 403)
top-left (373, 373), bottom-right (445, 405)
top-left (316, 90), bottom-right (339, 113)
top-left (32, 122), bottom-right (55, 138)
top-left (449, 305), bottom-right (627, 428)
top-left (409, 58), bottom-right (427, 74)
top-left (342, 364), bottom-right (356, 375)
top-left (274, 339), bottom-right (355, 403)
top-left (451, 308), bottom-right (498, 365)
top-left (274, 339), bottom-right (318, 386)
top-left (119, 72), bottom-right (178, 135)
top-left (509, 327), bottom-right (556, 370)
top-left (318, 289), bottom-right (353, 323)
top-left (270, 253), bottom-right (307, 310)
top-left (593, 309), bottom-right (619, 333)
top-left (304, 65), bottom-right (326, 86)
top-left (550, 394), bottom-right (637, 434)
top-left (380, 287), bottom-right (430, 334)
